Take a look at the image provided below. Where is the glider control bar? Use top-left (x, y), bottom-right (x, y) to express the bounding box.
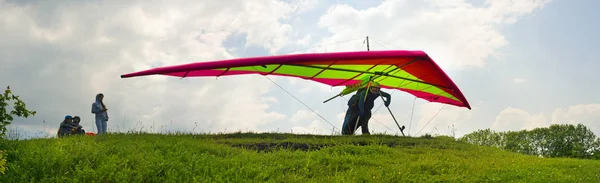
top-left (379, 90), bottom-right (405, 136)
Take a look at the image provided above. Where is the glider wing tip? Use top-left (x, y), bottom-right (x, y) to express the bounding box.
top-left (120, 74), bottom-right (134, 78)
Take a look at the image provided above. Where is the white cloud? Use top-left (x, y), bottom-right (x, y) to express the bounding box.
top-left (0, 0), bottom-right (313, 135)
top-left (366, 113), bottom-right (406, 135)
top-left (491, 107), bottom-right (548, 132)
top-left (289, 109), bottom-right (337, 135)
top-left (1, 0), bottom-right (556, 138)
top-left (484, 0), bottom-right (553, 24)
top-left (412, 102), bottom-right (475, 137)
top-left (296, 35), bottom-right (313, 46)
top-left (294, 0), bottom-right (321, 13)
top-left (291, 120), bottom-right (335, 135)
top-left (551, 104), bottom-right (600, 134)
top-left (302, 0), bottom-right (551, 137)
top-left (513, 78), bottom-right (527, 84)
top-left (491, 104), bottom-right (600, 135)
top-left (289, 110), bottom-right (318, 124)
top-left (315, 0), bottom-right (550, 69)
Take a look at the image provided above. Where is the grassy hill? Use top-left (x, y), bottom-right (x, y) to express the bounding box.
top-left (1, 132), bottom-right (599, 182)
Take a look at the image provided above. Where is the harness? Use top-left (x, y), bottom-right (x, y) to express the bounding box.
top-left (347, 88), bottom-right (367, 107)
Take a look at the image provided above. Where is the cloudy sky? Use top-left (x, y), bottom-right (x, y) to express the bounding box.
top-left (2, 0), bottom-right (599, 139)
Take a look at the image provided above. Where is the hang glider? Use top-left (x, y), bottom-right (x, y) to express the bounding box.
top-left (120, 50), bottom-right (471, 109)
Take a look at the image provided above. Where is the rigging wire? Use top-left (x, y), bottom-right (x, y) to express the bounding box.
top-left (365, 38), bottom-right (420, 136)
top-left (247, 37), bottom-right (368, 134)
top-left (368, 37), bottom-right (447, 136)
top-left (368, 113), bottom-right (397, 134)
top-left (408, 97), bottom-right (416, 136)
top-left (369, 38), bottom-right (405, 50)
top-left (369, 39), bottom-right (390, 50)
top-left (278, 37), bottom-right (365, 55)
top-left (415, 104), bottom-right (446, 136)
top-left (248, 36), bottom-right (446, 136)
top-left (339, 89), bottom-right (397, 135)
top-left (340, 95), bottom-right (396, 134)
top-left (257, 73), bottom-right (339, 132)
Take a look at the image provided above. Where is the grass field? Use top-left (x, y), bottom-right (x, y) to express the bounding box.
top-left (1, 132), bottom-right (599, 182)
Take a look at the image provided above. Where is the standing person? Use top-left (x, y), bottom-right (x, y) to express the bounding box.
top-left (91, 93), bottom-right (109, 134)
top-left (341, 82), bottom-right (391, 135)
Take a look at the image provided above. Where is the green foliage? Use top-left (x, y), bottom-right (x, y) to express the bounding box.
top-left (0, 86), bottom-right (36, 176)
top-left (0, 86), bottom-right (36, 138)
top-left (0, 150), bottom-right (5, 175)
top-left (1, 132), bottom-right (599, 182)
top-left (458, 129), bottom-right (506, 148)
top-left (459, 124), bottom-right (600, 159)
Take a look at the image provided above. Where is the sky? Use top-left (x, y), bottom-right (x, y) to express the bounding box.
top-left (2, 0), bottom-right (599, 139)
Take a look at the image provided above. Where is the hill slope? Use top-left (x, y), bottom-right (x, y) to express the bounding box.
top-left (1, 132), bottom-right (599, 182)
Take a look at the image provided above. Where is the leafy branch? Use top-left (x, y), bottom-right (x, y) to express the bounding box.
top-left (0, 86), bottom-right (36, 138)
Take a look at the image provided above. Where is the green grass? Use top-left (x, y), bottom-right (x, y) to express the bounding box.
top-left (1, 132), bottom-right (599, 182)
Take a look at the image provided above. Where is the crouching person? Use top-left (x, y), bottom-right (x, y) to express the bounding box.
top-left (71, 116), bottom-right (86, 135)
top-left (57, 115), bottom-right (74, 138)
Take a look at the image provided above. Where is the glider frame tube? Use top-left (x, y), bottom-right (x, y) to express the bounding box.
top-left (288, 60), bottom-right (453, 90)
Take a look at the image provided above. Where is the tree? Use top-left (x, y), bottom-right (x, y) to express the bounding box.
top-left (0, 86), bottom-right (36, 175)
top-left (459, 124), bottom-right (600, 159)
top-left (0, 86), bottom-right (36, 138)
top-left (458, 129), bottom-right (505, 148)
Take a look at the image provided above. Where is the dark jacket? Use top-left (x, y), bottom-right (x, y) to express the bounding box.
top-left (347, 88), bottom-right (391, 113)
top-left (58, 120), bottom-right (73, 137)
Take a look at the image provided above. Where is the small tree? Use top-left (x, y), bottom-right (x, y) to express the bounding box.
top-left (0, 86), bottom-right (36, 175)
top-left (0, 86), bottom-right (36, 138)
